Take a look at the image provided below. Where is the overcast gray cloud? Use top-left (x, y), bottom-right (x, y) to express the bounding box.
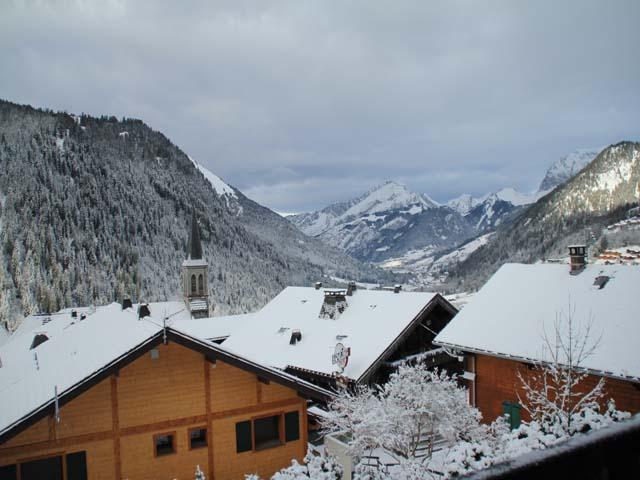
top-left (1, 0), bottom-right (638, 212)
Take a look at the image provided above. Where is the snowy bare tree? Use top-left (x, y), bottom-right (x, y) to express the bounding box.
top-left (517, 300), bottom-right (606, 436)
top-left (194, 464), bottom-right (206, 480)
top-left (322, 365), bottom-right (483, 475)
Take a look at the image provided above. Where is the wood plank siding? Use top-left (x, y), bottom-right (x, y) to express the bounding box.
top-left (0, 343), bottom-right (307, 480)
top-left (473, 353), bottom-right (640, 423)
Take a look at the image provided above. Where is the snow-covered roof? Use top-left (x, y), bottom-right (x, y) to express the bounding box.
top-left (0, 301), bottom-right (331, 442)
top-left (435, 263), bottom-right (640, 381)
top-left (0, 302), bottom-right (177, 439)
top-left (171, 313), bottom-right (254, 342)
top-left (222, 287), bottom-right (445, 381)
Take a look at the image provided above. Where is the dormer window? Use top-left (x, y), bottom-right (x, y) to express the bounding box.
top-left (30, 333), bottom-right (49, 350)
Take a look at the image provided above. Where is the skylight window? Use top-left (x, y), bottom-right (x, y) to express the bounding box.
top-left (593, 275), bottom-right (610, 289)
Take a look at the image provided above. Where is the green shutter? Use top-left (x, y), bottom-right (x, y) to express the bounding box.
top-left (502, 401), bottom-right (522, 430)
top-left (236, 420), bottom-right (252, 453)
top-left (285, 411), bottom-right (300, 442)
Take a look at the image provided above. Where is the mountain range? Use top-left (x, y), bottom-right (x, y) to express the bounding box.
top-left (290, 182), bottom-right (544, 264)
top-left (446, 141), bottom-right (640, 292)
top-left (289, 144), bottom-right (638, 290)
top-left (0, 99), bottom-right (393, 326)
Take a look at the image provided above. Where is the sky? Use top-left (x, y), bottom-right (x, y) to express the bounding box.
top-left (1, 1), bottom-right (639, 213)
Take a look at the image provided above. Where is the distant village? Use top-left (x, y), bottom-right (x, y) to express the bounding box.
top-left (0, 215), bottom-right (638, 480)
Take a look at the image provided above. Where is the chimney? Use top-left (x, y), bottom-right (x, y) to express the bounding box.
top-left (138, 303), bottom-right (151, 319)
top-left (289, 329), bottom-right (302, 345)
top-left (568, 245), bottom-right (587, 274)
top-left (122, 298), bottom-right (133, 310)
top-left (394, 284), bottom-right (402, 293)
top-left (314, 282), bottom-right (323, 290)
top-left (319, 289), bottom-right (348, 319)
top-left (346, 281), bottom-right (357, 296)
top-left (71, 309), bottom-right (77, 318)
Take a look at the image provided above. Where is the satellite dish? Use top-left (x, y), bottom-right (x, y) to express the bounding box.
top-left (332, 342), bottom-right (351, 373)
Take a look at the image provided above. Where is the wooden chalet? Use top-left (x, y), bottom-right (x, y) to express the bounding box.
top-left (0, 303), bottom-right (331, 480)
top-left (219, 282), bottom-right (459, 391)
top-left (0, 215), bottom-right (333, 480)
top-left (435, 254), bottom-right (640, 428)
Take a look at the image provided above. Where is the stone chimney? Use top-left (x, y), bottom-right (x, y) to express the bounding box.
top-left (568, 245), bottom-right (587, 274)
top-left (346, 281), bottom-right (357, 296)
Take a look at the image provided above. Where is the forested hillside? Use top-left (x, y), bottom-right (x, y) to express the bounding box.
top-left (0, 100), bottom-right (390, 327)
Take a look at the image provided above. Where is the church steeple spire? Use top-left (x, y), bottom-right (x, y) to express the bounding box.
top-left (182, 211), bottom-right (210, 318)
top-left (187, 211), bottom-right (203, 260)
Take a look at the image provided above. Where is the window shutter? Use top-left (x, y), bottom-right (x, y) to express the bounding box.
top-left (236, 420), bottom-right (252, 453)
top-left (502, 401), bottom-right (522, 430)
top-left (285, 411), bottom-right (300, 442)
top-left (66, 451), bottom-right (88, 480)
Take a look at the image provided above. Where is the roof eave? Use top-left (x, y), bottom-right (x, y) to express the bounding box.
top-left (356, 293), bottom-right (458, 384)
top-left (433, 340), bottom-right (640, 384)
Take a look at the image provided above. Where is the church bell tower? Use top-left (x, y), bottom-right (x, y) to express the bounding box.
top-left (182, 212), bottom-right (210, 318)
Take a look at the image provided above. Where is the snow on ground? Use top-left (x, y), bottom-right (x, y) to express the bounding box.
top-left (188, 156), bottom-right (237, 199)
top-left (432, 233), bottom-right (493, 269)
top-left (379, 234), bottom-right (491, 289)
top-left (444, 292), bottom-right (476, 310)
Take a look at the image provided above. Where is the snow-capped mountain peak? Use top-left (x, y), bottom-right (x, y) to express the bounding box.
top-left (342, 181), bottom-right (437, 219)
top-left (447, 193), bottom-right (480, 215)
top-left (538, 148), bottom-right (603, 192)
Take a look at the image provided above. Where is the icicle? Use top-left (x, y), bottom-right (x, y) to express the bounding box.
top-left (54, 385), bottom-right (60, 423)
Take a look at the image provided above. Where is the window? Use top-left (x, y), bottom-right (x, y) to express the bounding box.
top-left (254, 415), bottom-right (281, 450)
top-left (154, 433), bottom-right (176, 456)
top-left (191, 274), bottom-right (196, 294)
top-left (284, 411), bottom-right (300, 442)
top-left (66, 451), bottom-right (87, 480)
top-left (0, 464), bottom-right (17, 480)
top-left (189, 427), bottom-right (207, 449)
top-left (235, 421), bottom-right (252, 453)
top-left (198, 274), bottom-right (204, 294)
top-left (236, 413), bottom-right (293, 453)
top-left (20, 455), bottom-right (63, 480)
top-left (502, 401), bottom-right (522, 430)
